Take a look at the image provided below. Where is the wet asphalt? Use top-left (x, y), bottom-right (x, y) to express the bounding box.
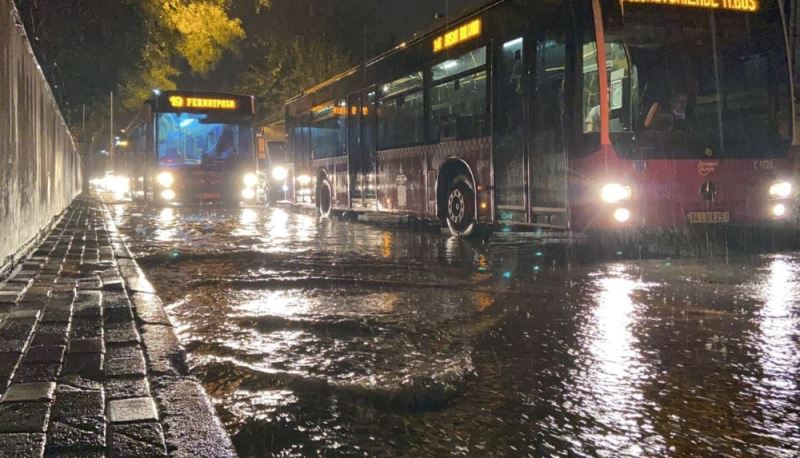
top-left (105, 198), bottom-right (800, 457)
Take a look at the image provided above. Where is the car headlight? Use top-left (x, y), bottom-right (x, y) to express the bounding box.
top-left (243, 173), bottom-right (258, 188)
top-left (157, 171), bottom-right (174, 188)
top-left (241, 188), bottom-right (256, 200)
top-left (769, 181), bottom-right (793, 199)
top-left (272, 166), bottom-right (288, 181)
top-left (601, 183), bottom-right (632, 203)
top-left (161, 189), bottom-right (176, 201)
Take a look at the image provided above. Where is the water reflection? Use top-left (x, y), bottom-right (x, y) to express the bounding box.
top-left (265, 208), bottom-right (290, 248)
top-left (382, 231), bottom-right (393, 258)
top-left (753, 256), bottom-right (800, 450)
top-left (579, 265), bottom-right (665, 455)
top-left (232, 208), bottom-right (258, 237)
top-left (106, 198), bottom-right (800, 456)
top-left (155, 207), bottom-right (176, 241)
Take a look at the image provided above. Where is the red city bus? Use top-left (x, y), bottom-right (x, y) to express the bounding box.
top-left (279, 0), bottom-right (796, 244)
top-left (120, 90), bottom-right (259, 204)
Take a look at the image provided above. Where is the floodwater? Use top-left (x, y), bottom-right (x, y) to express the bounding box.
top-left (106, 200), bottom-right (800, 457)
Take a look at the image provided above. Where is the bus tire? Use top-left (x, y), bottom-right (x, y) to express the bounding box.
top-left (318, 179), bottom-right (332, 218)
top-left (445, 175), bottom-right (476, 237)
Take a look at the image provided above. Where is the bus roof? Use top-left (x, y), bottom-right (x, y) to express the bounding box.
top-left (285, 0), bottom-right (505, 105)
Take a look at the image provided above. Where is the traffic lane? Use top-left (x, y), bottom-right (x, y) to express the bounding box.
top-left (107, 200), bottom-right (800, 456)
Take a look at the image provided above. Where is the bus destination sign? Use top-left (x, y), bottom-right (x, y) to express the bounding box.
top-left (168, 95), bottom-right (237, 110)
top-left (154, 91), bottom-right (255, 115)
top-left (623, 0), bottom-right (758, 12)
top-left (433, 18), bottom-right (482, 53)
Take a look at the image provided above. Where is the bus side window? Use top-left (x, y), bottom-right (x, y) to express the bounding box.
top-left (582, 41), bottom-right (632, 134)
top-left (429, 47), bottom-right (489, 142)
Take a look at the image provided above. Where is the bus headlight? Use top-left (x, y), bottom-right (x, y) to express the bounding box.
top-left (272, 166), bottom-right (288, 181)
top-left (772, 203), bottom-right (787, 217)
top-left (161, 189), bottom-right (176, 201)
top-left (613, 208), bottom-right (631, 223)
top-left (601, 183), bottom-right (632, 203)
top-left (241, 188), bottom-right (256, 200)
top-left (157, 171), bottom-right (174, 188)
top-left (769, 181), bottom-right (793, 199)
top-left (297, 175), bottom-right (311, 186)
top-left (243, 173), bottom-right (258, 188)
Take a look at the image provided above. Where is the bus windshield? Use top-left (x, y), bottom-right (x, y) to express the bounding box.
top-left (157, 113), bottom-right (253, 167)
top-left (616, 3), bottom-right (791, 159)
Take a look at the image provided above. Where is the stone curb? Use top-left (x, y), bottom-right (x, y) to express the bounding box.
top-left (99, 205), bottom-right (237, 457)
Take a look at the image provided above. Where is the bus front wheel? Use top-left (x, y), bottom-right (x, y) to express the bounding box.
top-left (318, 179), bottom-right (332, 218)
top-left (445, 176), bottom-right (476, 237)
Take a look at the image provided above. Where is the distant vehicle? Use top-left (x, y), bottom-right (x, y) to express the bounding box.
top-left (279, 0), bottom-right (796, 239)
top-left (119, 90), bottom-right (258, 204)
top-left (256, 119), bottom-right (290, 205)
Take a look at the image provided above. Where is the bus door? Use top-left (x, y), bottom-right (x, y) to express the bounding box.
top-left (347, 90), bottom-right (377, 210)
top-left (529, 31), bottom-right (568, 229)
top-left (493, 37), bottom-right (528, 223)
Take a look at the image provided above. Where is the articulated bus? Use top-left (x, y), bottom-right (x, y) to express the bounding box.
top-left (120, 90), bottom-right (260, 204)
top-left (279, 0), bottom-right (795, 242)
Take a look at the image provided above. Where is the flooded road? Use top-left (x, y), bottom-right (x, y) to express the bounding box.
top-left (106, 199), bottom-right (800, 457)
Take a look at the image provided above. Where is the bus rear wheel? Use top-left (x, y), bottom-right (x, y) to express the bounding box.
top-left (318, 179), bottom-right (332, 218)
top-left (445, 176), bottom-right (476, 237)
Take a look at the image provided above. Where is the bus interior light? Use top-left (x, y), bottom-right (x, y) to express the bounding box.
top-left (601, 183), bottom-right (632, 203)
top-left (272, 166), bottom-right (288, 181)
top-left (161, 189), bottom-right (176, 201)
top-left (769, 181), bottom-right (793, 199)
top-left (243, 173), bottom-right (258, 188)
top-left (157, 171), bottom-right (174, 188)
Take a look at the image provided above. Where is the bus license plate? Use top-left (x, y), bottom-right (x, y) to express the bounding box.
top-left (688, 211), bottom-right (730, 224)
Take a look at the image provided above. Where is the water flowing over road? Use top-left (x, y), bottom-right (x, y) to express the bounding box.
top-left (107, 199), bottom-right (800, 457)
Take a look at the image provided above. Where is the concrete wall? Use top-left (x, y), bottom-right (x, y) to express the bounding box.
top-left (0, 0), bottom-right (82, 272)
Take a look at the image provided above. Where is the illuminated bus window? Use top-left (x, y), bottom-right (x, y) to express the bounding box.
top-left (432, 47), bottom-right (486, 82)
top-left (157, 113), bottom-right (252, 167)
top-left (311, 101), bottom-right (346, 159)
top-left (380, 72), bottom-right (423, 98)
top-left (430, 71), bottom-right (488, 142)
top-left (377, 90), bottom-right (425, 148)
top-left (623, 4), bottom-right (791, 158)
top-left (582, 41), bottom-right (634, 134)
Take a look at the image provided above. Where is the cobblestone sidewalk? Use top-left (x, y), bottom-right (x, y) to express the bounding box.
top-left (0, 195), bottom-right (235, 457)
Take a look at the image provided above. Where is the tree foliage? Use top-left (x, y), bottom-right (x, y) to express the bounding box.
top-left (236, 37), bottom-right (351, 120)
top-left (118, 0), bottom-right (245, 111)
top-left (13, 0), bottom-right (244, 131)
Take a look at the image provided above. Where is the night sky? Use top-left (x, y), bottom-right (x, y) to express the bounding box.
top-left (380, 0), bottom-right (487, 41)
